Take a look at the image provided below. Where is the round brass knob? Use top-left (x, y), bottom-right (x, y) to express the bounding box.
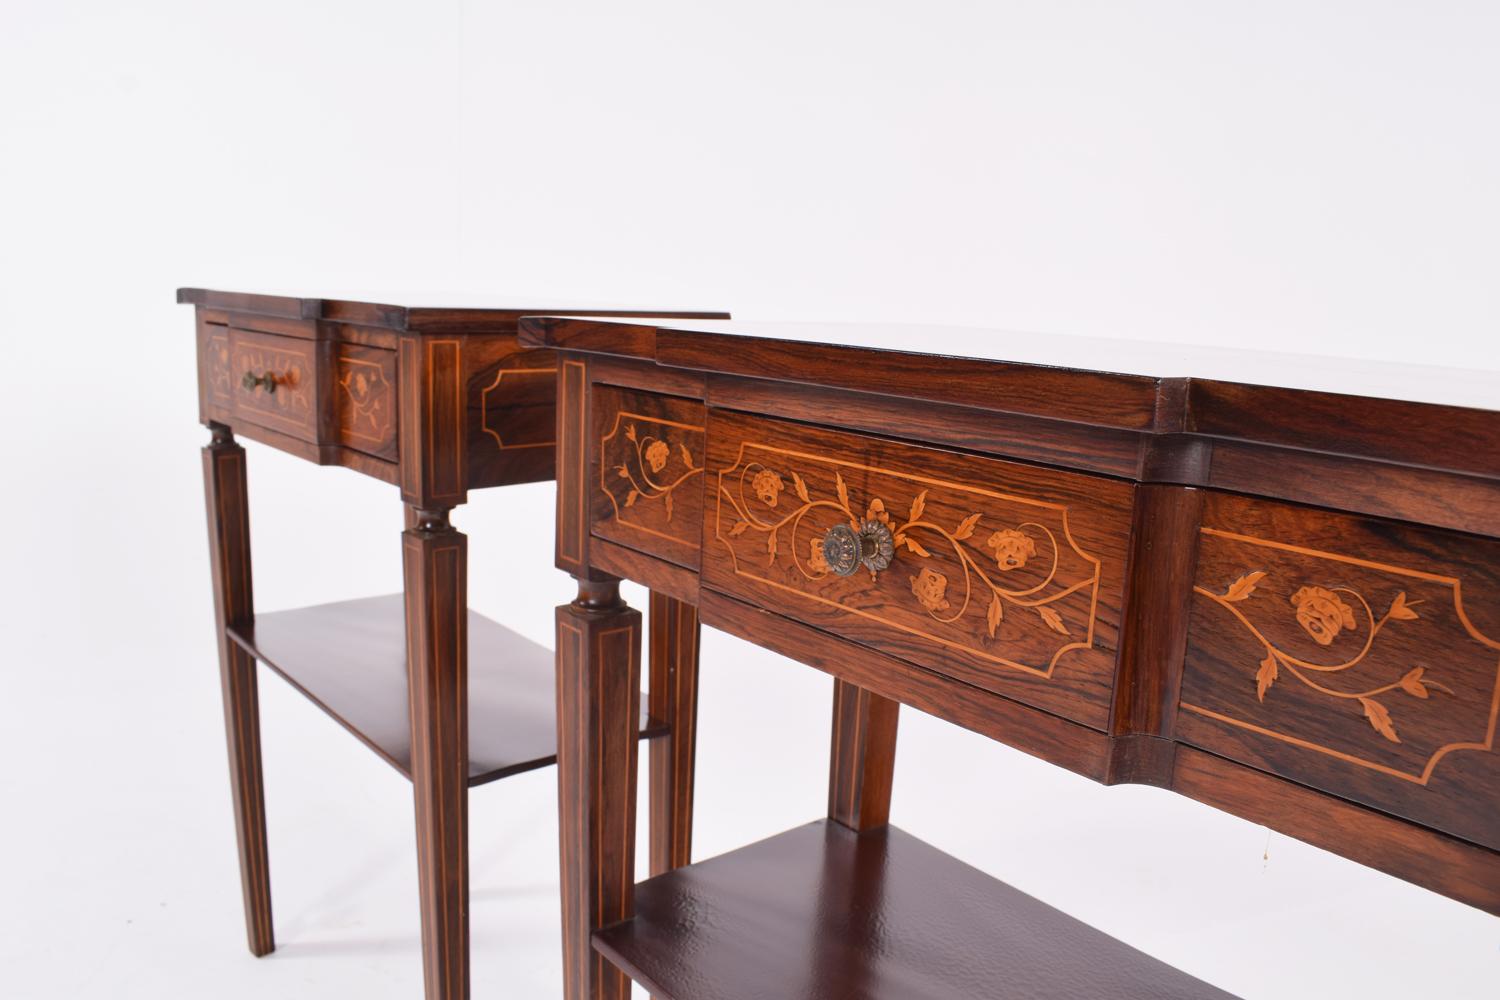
top-left (822, 520), bottom-right (895, 577)
top-left (241, 371), bottom-right (277, 394)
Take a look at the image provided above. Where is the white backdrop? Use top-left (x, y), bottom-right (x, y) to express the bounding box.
top-left (2, 2), bottom-right (1498, 997)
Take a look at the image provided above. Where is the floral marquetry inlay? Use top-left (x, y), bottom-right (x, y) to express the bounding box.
top-left (1196, 571), bottom-right (1437, 744)
top-left (596, 397), bottom-right (707, 558)
top-left (712, 439), bottom-right (1105, 679)
top-left (337, 359), bottom-right (392, 444)
top-left (1183, 519), bottom-right (1500, 788)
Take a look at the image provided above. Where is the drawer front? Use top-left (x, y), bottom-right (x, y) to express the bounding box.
top-left (592, 385), bottom-right (706, 568)
top-left (334, 343), bottom-right (398, 461)
top-left (702, 409), bottom-right (1134, 729)
top-left (230, 328), bottom-right (326, 442)
top-left (1180, 493), bottom-right (1500, 849)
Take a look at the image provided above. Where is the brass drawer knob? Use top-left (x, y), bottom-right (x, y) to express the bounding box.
top-left (822, 520), bottom-right (895, 577)
top-left (241, 370), bottom-right (278, 394)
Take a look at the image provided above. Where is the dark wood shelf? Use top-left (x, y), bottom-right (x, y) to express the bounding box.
top-left (228, 595), bottom-right (664, 787)
top-left (593, 820), bottom-right (1236, 1000)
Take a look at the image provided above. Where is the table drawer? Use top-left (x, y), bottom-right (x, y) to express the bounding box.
top-left (1179, 493), bottom-right (1500, 849)
top-left (333, 343), bottom-right (398, 461)
top-left (591, 385), bottom-right (707, 568)
top-left (201, 326), bottom-right (398, 464)
top-left (230, 327), bottom-right (328, 443)
top-left (701, 409), bottom-right (1134, 729)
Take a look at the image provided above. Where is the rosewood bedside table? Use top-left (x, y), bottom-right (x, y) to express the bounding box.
top-left (179, 289), bottom-right (725, 1000)
top-left (519, 316), bottom-right (1500, 1000)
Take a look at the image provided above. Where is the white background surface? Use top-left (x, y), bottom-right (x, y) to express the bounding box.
top-left (3, 2), bottom-right (1499, 998)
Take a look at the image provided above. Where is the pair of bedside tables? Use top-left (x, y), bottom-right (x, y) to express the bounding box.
top-left (185, 289), bottom-right (1500, 1000)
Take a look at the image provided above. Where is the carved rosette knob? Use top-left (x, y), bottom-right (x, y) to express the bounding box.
top-left (822, 519), bottom-right (896, 577)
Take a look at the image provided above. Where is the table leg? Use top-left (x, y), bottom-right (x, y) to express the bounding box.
top-left (556, 579), bottom-right (641, 1000)
top-left (647, 591), bottom-right (700, 876)
top-left (202, 424), bottom-right (274, 956)
top-left (403, 506), bottom-right (469, 1000)
top-left (828, 679), bottom-right (900, 831)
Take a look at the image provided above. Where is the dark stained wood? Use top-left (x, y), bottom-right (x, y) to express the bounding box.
top-left (589, 537), bottom-right (700, 605)
top-left (1207, 439), bottom-right (1500, 539)
top-left (1179, 492), bottom-right (1500, 852)
top-left (593, 821), bottom-right (1237, 1000)
top-left (706, 373), bottom-right (1146, 479)
top-left (657, 328), bottom-right (1163, 430)
top-left (701, 407), bottom-right (1135, 730)
top-left (1111, 486), bottom-right (1204, 742)
top-left (399, 338), bottom-right (468, 509)
top-left (700, 590), bottom-right (1111, 782)
top-left (203, 426), bottom-right (274, 957)
top-left (556, 584), bottom-right (642, 1000)
top-left (555, 355), bottom-right (595, 578)
top-left (592, 385), bottom-right (707, 570)
top-left (403, 510), bottom-right (470, 1000)
top-left (1188, 377), bottom-right (1500, 481)
top-left (827, 680), bottom-right (899, 831)
top-left (178, 288), bottom-right (727, 335)
top-left (227, 594), bottom-right (665, 786)
top-left (647, 593), bottom-right (701, 876)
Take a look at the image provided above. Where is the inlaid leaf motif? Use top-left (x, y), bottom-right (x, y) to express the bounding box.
top-left (954, 512), bottom-right (981, 541)
top-left (1388, 592), bottom-right (1420, 620)
top-left (1224, 571), bottom-right (1266, 602)
top-left (625, 424), bottom-right (637, 443)
top-left (792, 470), bottom-right (810, 503)
top-left (909, 490), bottom-right (927, 523)
top-left (1255, 654), bottom-right (1278, 702)
top-left (616, 465), bottom-right (629, 479)
top-left (679, 442), bottom-right (693, 467)
top-left (664, 491), bottom-right (674, 521)
top-left (1359, 697), bottom-right (1401, 743)
top-left (1038, 606), bottom-right (1069, 636)
top-left (729, 521), bottom-right (749, 538)
top-left (766, 531), bottom-right (778, 564)
top-left (986, 596), bottom-right (1003, 638)
top-left (835, 472), bottom-right (850, 514)
top-left (905, 536), bottom-right (931, 558)
top-left (1399, 667), bottom-right (1428, 698)
top-left (624, 490), bottom-right (639, 507)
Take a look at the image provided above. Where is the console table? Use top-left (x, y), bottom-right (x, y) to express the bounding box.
top-left (519, 316), bottom-right (1500, 999)
top-left (180, 289), bottom-right (725, 999)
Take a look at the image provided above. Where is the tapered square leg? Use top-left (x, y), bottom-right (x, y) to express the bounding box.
top-left (556, 580), bottom-right (642, 1000)
top-left (647, 591), bottom-right (700, 876)
top-left (828, 679), bottom-right (900, 831)
top-left (202, 425), bottom-right (274, 956)
top-left (403, 506), bottom-right (469, 1000)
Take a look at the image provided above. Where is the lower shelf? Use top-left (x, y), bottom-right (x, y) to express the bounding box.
top-left (228, 594), bottom-right (664, 787)
top-left (594, 820), bottom-right (1236, 1000)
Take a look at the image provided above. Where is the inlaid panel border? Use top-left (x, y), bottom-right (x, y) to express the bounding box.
top-left (598, 410), bottom-right (705, 547)
top-left (712, 439), bottom-right (1103, 678)
top-left (481, 366), bottom-right (557, 450)
top-left (1182, 526), bottom-right (1500, 785)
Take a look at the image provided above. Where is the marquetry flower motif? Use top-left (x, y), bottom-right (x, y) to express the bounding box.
top-left (1290, 585), bottom-right (1356, 646)
top-left (753, 469), bottom-right (784, 507)
top-left (910, 567), bottom-right (951, 612)
top-left (1198, 572), bottom-right (1437, 745)
top-left (720, 468), bottom-right (1084, 642)
top-left (645, 440), bottom-right (670, 473)
top-left (808, 537), bottom-right (830, 575)
top-left (986, 528), bottom-right (1037, 571)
